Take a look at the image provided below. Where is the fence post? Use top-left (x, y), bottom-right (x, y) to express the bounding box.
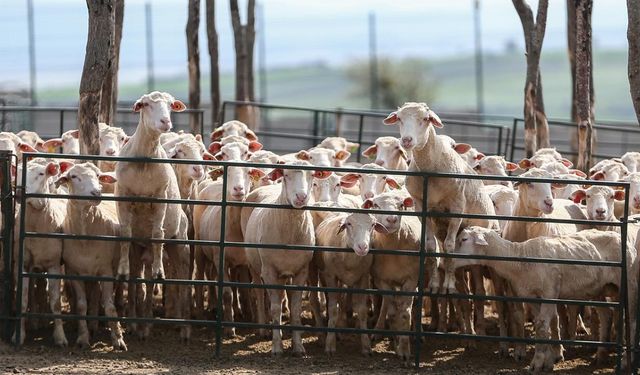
top-left (215, 164), bottom-right (228, 357)
top-left (312, 111), bottom-right (319, 149)
top-left (357, 115), bottom-right (364, 164)
top-left (200, 110), bottom-right (205, 138)
top-left (59, 110), bottom-right (64, 137)
top-left (413, 174), bottom-right (429, 368)
top-left (14, 154), bottom-right (28, 348)
top-left (617, 182), bottom-right (629, 372)
top-left (509, 118), bottom-right (518, 161)
top-left (497, 127), bottom-right (503, 156)
top-left (0, 151), bottom-right (14, 342)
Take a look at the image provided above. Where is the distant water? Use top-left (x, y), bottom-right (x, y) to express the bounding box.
top-left (0, 0), bottom-right (629, 90)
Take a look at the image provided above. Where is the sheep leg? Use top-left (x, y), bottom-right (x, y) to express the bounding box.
top-left (372, 279), bottom-right (391, 341)
top-left (236, 266), bottom-right (253, 322)
top-left (193, 246), bottom-right (206, 320)
top-left (127, 250), bottom-right (142, 334)
top-left (140, 264), bottom-right (153, 340)
top-left (12, 270), bottom-right (29, 346)
top-left (566, 305), bottom-right (579, 340)
top-left (548, 308), bottom-right (565, 365)
top-left (490, 272), bottom-right (510, 357)
top-left (71, 280), bottom-right (90, 349)
top-left (86, 281), bottom-right (101, 335)
top-left (470, 266), bottom-right (486, 336)
top-left (308, 261), bottom-right (325, 328)
top-left (393, 286), bottom-right (414, 364)
top-left (530, 303), bottom-right (555, 374)
top-left (149, 202), bottom-right (167, 280)
top-left (47, 265), bottom-right (68, 347)
top-left (324, 276), bottom-right (339, 355)
top-left (289, 268), bottom-right (308, 356)
top-left (355, 276), bottom-right (371, 356)
top-left (116, 200), bottom-right (132, 279)
top-left (443, 217), bottom-right (464, 294)
top-left (263, 267), bottom-right (284, 355)
top-left (166, 242), bottom-right (192, 342)
top-left (249, 266), bottom-right (268, 338)
top-left (594, 307), bottom-right (612, 364)
top-left (101, 280), bottom-right (127, 351)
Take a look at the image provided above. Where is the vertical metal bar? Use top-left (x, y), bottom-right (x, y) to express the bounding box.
top-left (368, 12), bottom-right (378, 109)
top-left (59, 110), bottom-right (64, 137)
top-left (215, 164), bottom-right (228, 357)
top-left (509, 118), bottom-right (518, 161)
top-left (14, 155), bottom-right (28, 347)
top-left (357, 115), bottom-right (364, 163)
top-left (497, 127), bottom-right (503, 156)
top-left (27, 0), bottom-right (37, 106)
top-left (220, 102), bottom-right (227, 126)
top-left (200, 110), bottom-right (205, 137)
top-left (1, 151), bottom-right (14, 342)
top-left (505, 127), bottom-right (512, 159)
top-left (618, 183), bottom-right (630, 372)
top-left (145, 1), bottom-right (155, 92)
top-left (312, 111), bottom-right (319, 149)
top-left (413, 175), bottom-right (428, 368)
top-left (473, 0), bottom-right (484, 115)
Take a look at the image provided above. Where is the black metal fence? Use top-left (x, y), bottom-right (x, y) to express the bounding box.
top-left (0, 150), bottom-right (635, 372)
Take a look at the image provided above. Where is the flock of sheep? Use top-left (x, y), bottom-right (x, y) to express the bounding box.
top-left (4, 92), bottom-right (640, 373)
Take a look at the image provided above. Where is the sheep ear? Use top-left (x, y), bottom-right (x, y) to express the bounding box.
top-left (362, 199), bottom-right (374, 209)
top-left (296, 150), bottom-right (310, 161)
top-left (245, 129), bottom-right (258, 141)
top-left (268, 168), bottom-right (284, 181)
top-left (384, 177), bottom-right (401, 190)
top-left (362, 145), bottom-right (377, 158)
top-left (570, 169), bottom-right (587, 178)
top-left (591, 171), bottom-right (605, 180)
top-left (248, 141), bottom-right (263, 152)
top-left (474, 233), bottom-right (489, 246)
top-left (340, 173), bottom-right (360, 188)
top-left (571, 190), bottom-right (587, 204)
top-left (133, 100), bottom-right (144, 112)
top-left (69, 129), bottom-right (80, 138)
top-left (170, 100), bottom-right (187, 112)
top-left (518, 159), bottom-right (533, 170)
top-left (505, 162), bottom-right (519, 172)
top-left (209, 168), bottom-right (224, 181)
top-left (98, 173), bottom-right (118, 184)
top-left (18, 143), bottom-right (38, 153)
top-left (208, 141), bottom-right (223, 155)
top-left (337, 221), bottom-right (347, 235)
top-left (202, 151), bottom-right (215, 161)
top-left (195, 134), bottom-right (202, 142)
top-left (374, 222), bottom-right (389, 234)
top-left (45, 162), bottom-right (59, 176)
top-left (248, 168), bottom-right (266, 182)
top-left (42, 138), bottom-right (63, 151)
top-left (383, 112), bottom-right (398, 125)
top-left (347, 142), bottom-right (360, 153)
top-left (166, 147), bottom-right (178, 159)
top-left (335, 150), bottom-right (351, 161)
top-left (210, 129), bottom-right (224, 141)
top-left (59, 161), bottom-right (74, 174)
top-left (614, 190), bottom-right (626, 201)
top-left (402, 197), bottom-right (414, 208)
top-left (561, 158), bottom-right (574, 168)
top-left (453, 143), bottom-right (471, 154)
top-left (427, 110), bottom-right (443, 128)
top-left (475, 153), bottom-right (485, 161)
top-left (313, 170), bottom-right (332, 179)
top-left (54, 174), bottom-right (69, 188)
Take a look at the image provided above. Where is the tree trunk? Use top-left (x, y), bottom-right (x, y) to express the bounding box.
top-left (206, 0), bottom-right (221, 129)
top-left (575, 0), bottom-right (593, 171)
top-left (186, 0), bottom-right (201, 134)
top-left (567, 0), bottom-right (578, 123)
top-left (513, 0), bottom-right (549, 158)
top-left (535, 71), bottom-right (550, 148)
top-left (230, 0), bottom-right (257, 128)
top-left (99, 0), bottom-right (123, 126)
top-left (629, 0), bottom-right (640, 124)
top-left (78, 0), bottom-right (115, 155)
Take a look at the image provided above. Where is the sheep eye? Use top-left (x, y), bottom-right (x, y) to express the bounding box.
top-left (461, 237), bottom-right (468, 242)
top-left (71, 175), bottom-right (77, 179)
top-left (335, 184), bottom-right (340, 188)
top-left (309, 156), bottom-right (313, 160)
top-left (373, 204), bottom-right (380, 209)
top-left (312, 182), bottom-right (317, 187)
top-left (587, 195), bottom-right (591, 199)
top-left (143, 102), bottom-right (149, 107)
top-left (38, 172), bottom-right (44, 176)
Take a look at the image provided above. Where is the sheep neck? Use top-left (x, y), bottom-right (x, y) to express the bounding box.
top-left (411, 126), bottom-right (445, 172)
top-left (128, 116), bottom-right (164, 157)
top-left (476, 234), bottom-right (525, 281)
top-left (503, 194), bottom-right (542, 242)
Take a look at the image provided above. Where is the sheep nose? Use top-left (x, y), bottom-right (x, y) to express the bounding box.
top-left (160, 118), bottom-right (172, 129)
top-left (296, 193), bottom-right (307, 202)
top-left (105, 149), bottom-right (116, 156)
top-left (233, 185), bottom-right (244, 193)
top-left (90, 190), bottom-right (101, 197)
top-left (364, 191), bottom-right (374, 199)
top-left (375, 159), bottom-right (384, 166)
top-left (634, 196), bottom-right (640, 204)
top-left (386, 216), bottom-right (398, 224)
top-left (596, 208), bottom-right (606, 215)
top-left (356, 243), bottom-right (369, 254)
top-left (401, 137), bottom-right (413, 148)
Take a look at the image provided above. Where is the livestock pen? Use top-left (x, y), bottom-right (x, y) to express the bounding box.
top-left (0, 147), bottom-right (637, 373)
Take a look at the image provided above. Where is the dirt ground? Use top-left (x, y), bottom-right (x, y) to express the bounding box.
top-left (0, 317), bottom-right (619, 375)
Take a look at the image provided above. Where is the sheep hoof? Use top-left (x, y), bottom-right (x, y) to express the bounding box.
top-left (113, 338), bottom-right (128, 351)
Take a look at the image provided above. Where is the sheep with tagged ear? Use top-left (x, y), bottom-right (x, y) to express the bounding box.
top-left (482, 184), bottom-right (519, 231)
top-left (317, 136), bottom-right (360, 154)
top-left (589, 159), bottom-right (629, 181)
top-left (518, 148), bottom-right (573, 170)
top-left (452, 226), bottom-right (638, 373)
top-left (41, 129), bottom-right (81, 154)
top-left (315, 212), bottom-right (379, 356)
top-left (115, 91), bottom-right (192, 341)
top-left (17, 130), bottom-right (46, 152)
top-left (210, 120), bottom-right (258, 142)
top-left (208, 135), bottom-right (263, 160)
top-left (243, 161), bottom-right (332, 356)
top-left (54, 162), bottom-right (126, 350)
top-left (383, 102), bottom-right (498, 340)
top-left (339, 163), bottom-right (402, 201)
top-left (12, 158), bottom-right (68, 347)
top-left (295, 147), bottom-right (351, 167)
top-left (550, 173), bottom-right (586, 200)
top-left (361, 136), bottom-right (409, 171)
top-left (474, 155), bottom-right (519, 187)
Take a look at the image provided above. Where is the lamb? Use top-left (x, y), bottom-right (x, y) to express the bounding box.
top-left (315, 212), bottom-right (380, 355)
top-left (550, 173), bottom-right (586, 200)
top-left (210, 120), bottom-right (257, 141)
top-left (243, 161), bottom-right (331, 355)
top-left (589, 159), bottom-right (629, 181)
top-left (295, 147), bottom-right (351, 167)
top-left (621, 151), bottom-right (640, 172)
top-left (317, 136), bottom-right (359, 153)
top-left (482, 184), bottom-right (519, 231)
top-left (55, 162), bottom-right (126, 350)
top-left (97, 125), bottom-right (128, 173)
top-left (624, 172), bottom-right (640, 215)
top-left (16, 130), bottom-right (45, 152)
top-left (452, 226), bottom-right (637, 373)
top-left (41, 129), bottom-right (80, 154)
top-left (12, 158), bottom-right (67, 347)
top-left (361, 136), bottom-right (409, 170)
top-left (474, 155), bottom-right (519, 187)
top-left (519, 148), bottom-right (573, 170)
top-left (114, 91), bottom-right (191, 340)
top-left (458, 146), bottom-right (485, 169)
top-left (339, 163), bottom-right (401, 200)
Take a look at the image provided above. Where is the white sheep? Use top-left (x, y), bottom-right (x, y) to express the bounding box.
top-left (482, 184), bottom-right (519, 231)
top-left (243, 161), bottom-right (331, 355)
top-left (621, 151), bottom-right (640, 173)
top-left (315, 212), bottom-right (380, 355)
top-left (115, 91), bottom-right (191, 340)
top-left (474, 155), bottom-right (519, 187)
top-left (361, 136), bottom-right (409, 170)
top-left (12, 159), bottom-right (67, 347)
top-left (41, 130), bottom-right (80, 154)
top-left (295, 147), bottom-right (351, 167)
top-left (317, 136), bottom-right (359, 153)
top-left (97, 125), bottom-right (128, 171)
top-left (453, 226), bottom-right (637, 373)
top-left (210, 120), bottom-right (257, 141)
top-left (55, 162), bottom-right (126, 350)
top-left (589, 159), bottom-right (629, 181)
top-left (339, 163), bottom-right (401, 200)
top-left (519, 148), bottom-right (573, 170)
top-left (16, 130), bottom-right (45, 152)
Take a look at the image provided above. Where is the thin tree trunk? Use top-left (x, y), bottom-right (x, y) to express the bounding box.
top-left (513, 0), bottom-right (549, 158)
top-left (230, 0), bottom-right (247, 104)
top-left (230, 0), bottom-right (256, 128)
top-left (206, 0), bottom-right (221, 129)
top-left (99, 0), bottom-right (123, 126)
top-left (575, 0), bottom-right (594, 171)
top-left (79, 0), bottom-right (115, 155)
top-left (246, 0), bottom-right (256, 102)
top-left (629, 0), bottom-right (640, 124)
top-left (186, 0), bottom-right (201, 134)
top-left (567, 0), bottom-right (578, 123)
top-left (535, 72), bottom-right (550, 148)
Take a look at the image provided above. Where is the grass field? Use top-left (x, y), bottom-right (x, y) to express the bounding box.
top-left (38, 48), bottom-right (636, 122)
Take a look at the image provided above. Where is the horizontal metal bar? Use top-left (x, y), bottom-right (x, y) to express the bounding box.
top-left (16, 312), bottom-right (620, 349)
top-left (0, 106), bottom-right (204, 114)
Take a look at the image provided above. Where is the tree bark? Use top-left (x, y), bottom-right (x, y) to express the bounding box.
top-left (99, 0), bottom-right (123, 126)
top-left (535, 72), bottom-right (550, 148)
top-left (575, 0), bottom-right (593, 171)
top-left (230, 0), bottom-right (256, 128)
top-left (628, 0), bottom-right (640, 124)
top-left (79, 0), bottom-right (115, 155)
top-left (186, 0), bottom-right (201, 134)
top-left (206, 0), bottom-right (221, 128)
top-left (567, 0), bottom-right (578, 123)
top-left (513, 0), bottom-right (549, 158)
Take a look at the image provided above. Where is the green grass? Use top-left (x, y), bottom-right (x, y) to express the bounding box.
top-left (37, 48), bottom-right (637, 122)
